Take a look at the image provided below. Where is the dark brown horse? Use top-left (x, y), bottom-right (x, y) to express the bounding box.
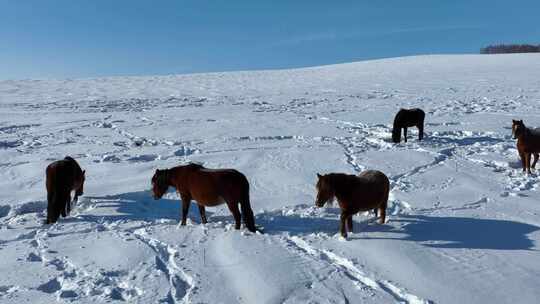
top-left (45, 156), bottom-right (85, 224)
top-left (512, 119), bottom-right (540, 174)
top-left (315, 170), bottom-right (389, 238)
top-left (151, 163), bottom-right (257, 232)
top-left (392, 108), bottom-right (425, 143)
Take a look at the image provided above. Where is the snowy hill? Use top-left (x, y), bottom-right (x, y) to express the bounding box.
top-left (1, 54), bottom-right (540, 303)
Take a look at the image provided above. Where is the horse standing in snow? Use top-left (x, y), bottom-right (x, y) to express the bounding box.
top-left (512, 119), bottom-right (540, 174)
top-left (45, 156), bottom-right (85, 224)
top-left (392, 108), bottom-right (425, 143)
top-left (315, 170), bottom-right (389, 238)
top-left (151, 163), bottom-right (257, 232)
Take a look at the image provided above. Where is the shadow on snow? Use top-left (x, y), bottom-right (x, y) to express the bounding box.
top-left (18, 192), bottom-right (538, 251)
top-left (365, 214), bottom-right (540, 250)
top-left (75, 190), bottom-right (210, 224)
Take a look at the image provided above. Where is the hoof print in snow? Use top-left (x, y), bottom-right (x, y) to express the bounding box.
top-left (59, 290), bottom-right (78, 298)
top-left (26, 252), bottom-right (42, 262)
top-left (37, 278), bottom-right (61, 294)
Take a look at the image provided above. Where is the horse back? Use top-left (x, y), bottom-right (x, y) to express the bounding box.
top-left (395, 108), bottom-right (425, 127)
top-left (46, 158), bottom-right (81, 192)
top-left (358, 170), bottom-right (389, 193)
top-left (181, 168), bottom-right (249, 205)
top-left (350, 170), bottom-right (389, 211)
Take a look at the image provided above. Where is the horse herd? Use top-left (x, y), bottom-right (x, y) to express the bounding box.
top-left (44, 108), bottom-right (540, 237)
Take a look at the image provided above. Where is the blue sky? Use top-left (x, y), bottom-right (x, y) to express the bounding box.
top-left (1, 1), bottom-right (539, 80)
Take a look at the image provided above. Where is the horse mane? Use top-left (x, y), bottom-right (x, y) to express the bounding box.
top-left (517, 121), bottom-right (540, 136)
top-left (156, 169), bottom-right (170, 188)
top-left (325, 173), bottom-right (357, 191)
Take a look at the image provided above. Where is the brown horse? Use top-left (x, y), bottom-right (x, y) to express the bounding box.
top-left (151, 163), bottom-right (257, 232)
top-left (392, 108), bottom-right (425, 143)
top-left (315, 170), bottom-right (389, 238)
top-left (512, 119), bottom-right (540, 174)
top-left (45, 156), bottom-right (85, 224)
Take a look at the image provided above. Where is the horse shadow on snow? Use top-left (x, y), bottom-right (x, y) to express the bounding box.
top-left (249, 204), bottom-right (539, 251)
top-left (73, 190), bottom-right (209, 224)
top-left (64, 196), bottom-right (539, 251)
top-left (363, 214), bottom-right (539, 250)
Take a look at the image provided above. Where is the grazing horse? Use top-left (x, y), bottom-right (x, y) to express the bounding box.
top-left (512, 119), bottom-right (540, 174)
top-left (151, 163), bottom-right (257, 232)
top-left (315, 170), bottom-right (389, 238)
top-left (392, 108), bottom-right (425, 143)
top-left (45, 156), bottom-right (85, 224)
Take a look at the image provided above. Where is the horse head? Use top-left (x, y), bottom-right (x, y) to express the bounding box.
top-left (315, 173), bottom-right (335, 207)
top-left (151, 169), bottom-right (169, 199)
top-left (512, 119), bottom-right (525, 139)
top-left (391, 127), bottom-right (401, 143)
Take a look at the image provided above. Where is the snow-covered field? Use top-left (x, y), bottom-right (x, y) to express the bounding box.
top-left (1, 54), bottom-right (540, 304)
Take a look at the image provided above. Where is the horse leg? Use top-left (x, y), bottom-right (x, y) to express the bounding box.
top-left (46, 191), bottom-right (56, 224)
top-left (418, 123), bottom-right (424, 141)
top-left (532, 153), bottom-right (539, 169)
top-left (404, 127), bottom-right (408, 142)
top-left (64, 194), bottom-right (75, 217)
top-left (378, 206), bottom-right (387, 224)
top-left (379, 191), bottom-right (389, 224)
top-left (226, 202), bottom-right (242, 230)
top-left (67, 194), bottom-right (77, 216)
top-left (240, 194), bottom-right (256, 232)
top-left (49, 209), bottom-right (61, 224)
top-left (198, 204), bottom-right (208, 224)
top-left (60, 196), bottom-right (67, 218)
top-left (526, 153), bottom-right (532, 174)
top-left (340, 212), bottom-right (348, 238)
top-left (180, 194), bottom-right (191, 225)
top-left (519, 151), bottom-right (526, 172)
top-left (346, 215), bottom-right (353, 233)
top-left (53, 191), bottom-right (69, 223)
top-left (373, 208), bottom-right (378, 217)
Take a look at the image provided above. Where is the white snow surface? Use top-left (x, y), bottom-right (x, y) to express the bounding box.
top-left (1, 54), bottom-right (540, 303)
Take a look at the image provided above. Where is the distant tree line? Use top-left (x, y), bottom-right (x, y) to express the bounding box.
top-left (480, 44), bottom-right (540, 54)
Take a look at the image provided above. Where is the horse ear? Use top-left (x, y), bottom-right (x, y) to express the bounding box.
top-left (520, 120), bottom-right (523, 123)
top-left (512, 119), bottom-right (516, 123)
top-left (82, 170), bottom-right (85, 176)
top-left (317, 173), bottom-right (322, 178)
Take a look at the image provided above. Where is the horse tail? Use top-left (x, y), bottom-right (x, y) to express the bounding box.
top-left (46, 165), bottom-right (56, 224)
top-left (46, 172), bottom-right (61, 224)
top-left (45, 165), bottom-right (70, 224)
top-left (239, 175), bottom-right (257, 232)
